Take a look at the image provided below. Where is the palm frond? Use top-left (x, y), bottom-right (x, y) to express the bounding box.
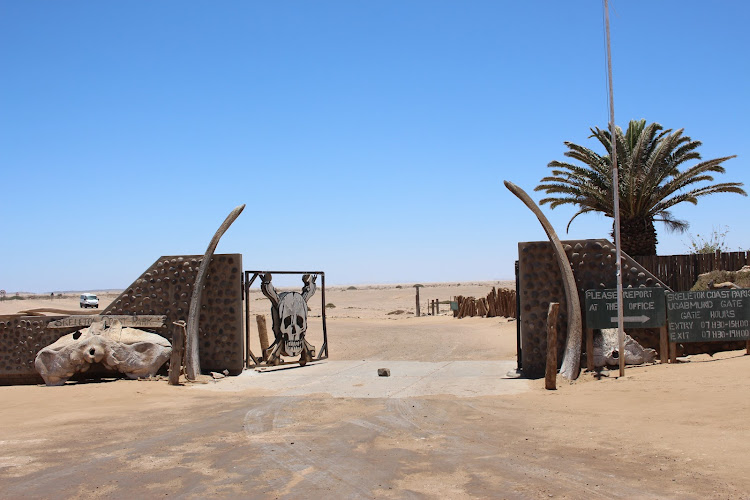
top-left (653, 210), bottom-right (689, 233)
top-left (565, 207), bottom-right (600, 232)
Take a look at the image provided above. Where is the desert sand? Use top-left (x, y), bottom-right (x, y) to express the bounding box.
top-left (1, 282), bottom-right (749, 498)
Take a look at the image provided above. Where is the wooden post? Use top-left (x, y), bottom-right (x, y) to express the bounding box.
top-left (746, 340), bottom-right (750, 356)
top-left (545, 302), bottom-right (560, 390)
top-left (415, 285), bottom-right (421, 317)
top-left (669, 342), bottom-right (677, 363)
top-left (659, 325), bottom-right (669, 364)
top-left (586, 328), bottom-right (594, 371)
top-left (478, 298), bottom-right (488, 317)
top-left (169, 320), bottom-right (186, 385)
top-left (436, 300), bottom-right (439, 314)
top-left (256, 315), bottom-right (270, 358)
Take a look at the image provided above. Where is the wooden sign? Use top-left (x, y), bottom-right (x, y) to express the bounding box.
top-left (47, 315), bottom-right (167, 329)
top-left (667, 289), bottom-right (750, 342)
top-left (585, 287), bottom-right (666, 329)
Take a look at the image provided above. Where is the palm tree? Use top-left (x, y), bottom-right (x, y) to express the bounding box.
top-left (535, 119), bottom-right (746, 256)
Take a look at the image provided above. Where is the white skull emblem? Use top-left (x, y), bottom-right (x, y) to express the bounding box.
top-left (278, 292), bottom-right (307, 356)
top-left (260, 273), bottom-right (317, 365)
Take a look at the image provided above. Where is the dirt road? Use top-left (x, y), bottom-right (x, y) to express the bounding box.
top-left (2, 358), bottom-right (748, 499)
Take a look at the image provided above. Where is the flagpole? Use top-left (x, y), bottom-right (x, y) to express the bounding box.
top-left (604, 0), bottom-right (626, 377)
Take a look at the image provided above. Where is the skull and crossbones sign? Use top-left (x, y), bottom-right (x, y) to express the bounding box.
top-left (260, 273), bottom-right (317, 366)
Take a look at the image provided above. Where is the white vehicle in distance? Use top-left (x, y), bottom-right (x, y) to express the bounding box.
top-left (80, 293), bottom-right (99, 309)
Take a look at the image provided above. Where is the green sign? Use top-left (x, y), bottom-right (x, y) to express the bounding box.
top-left (585, 287), bottom-right (666, 329)
top-left (666, 289), bottom-right (750, 342)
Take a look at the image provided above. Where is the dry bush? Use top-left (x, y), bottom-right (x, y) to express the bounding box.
top-left (691, 268), bottom-right (750, 291)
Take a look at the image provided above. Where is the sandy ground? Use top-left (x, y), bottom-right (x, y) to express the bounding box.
top-left (1, 282), bottom-right (749, 498)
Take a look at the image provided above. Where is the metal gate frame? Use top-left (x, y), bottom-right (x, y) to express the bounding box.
top-left (243, 270), bottom-right (329, 367)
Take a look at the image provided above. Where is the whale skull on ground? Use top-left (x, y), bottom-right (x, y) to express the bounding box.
top-left (593, 328), bottom-right (657, 367)
top-left (35, 319), bottom-right (171, 386)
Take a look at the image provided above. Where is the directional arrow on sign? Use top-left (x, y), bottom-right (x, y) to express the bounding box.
top-left (585, 287), bottom-right (666, 329)
top-left (611, 315), bottom-right (650, 323)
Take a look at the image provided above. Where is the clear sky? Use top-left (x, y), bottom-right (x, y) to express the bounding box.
top-left (1, 1), bottom-right (748, 292)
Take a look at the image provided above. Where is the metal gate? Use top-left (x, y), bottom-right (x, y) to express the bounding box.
top-left (243, 270), bottom-right (329, 367)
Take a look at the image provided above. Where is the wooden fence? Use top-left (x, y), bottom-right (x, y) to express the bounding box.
top-left (454, 287), bottom-right (516, 319)
top-left (633, 250), bottom-right (750, 292)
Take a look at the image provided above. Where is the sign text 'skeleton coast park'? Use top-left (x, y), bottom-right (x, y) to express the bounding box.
top-left (667, 289), bottom-right (750, 342)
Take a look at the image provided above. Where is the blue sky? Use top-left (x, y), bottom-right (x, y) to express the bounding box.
top-left (1, 1), bottom-right (748, 292)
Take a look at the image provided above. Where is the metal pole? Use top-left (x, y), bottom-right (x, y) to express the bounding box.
top-left (604, 0), bottom-right (625, 377)
top-left (243, 271), bottom-right (249, 367)
top-left (244, 272), bottom-right (260, 366)
top-left (320, 272), bottom-right (328, 358)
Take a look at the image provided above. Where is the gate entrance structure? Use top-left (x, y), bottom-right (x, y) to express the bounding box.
top-left (244, 270), bottom-right (329, 367)
top-left (517, 239), bottom-right (669, 378)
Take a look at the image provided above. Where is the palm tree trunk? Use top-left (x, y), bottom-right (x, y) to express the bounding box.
top-left (612, 217), bottom-right (657, 256)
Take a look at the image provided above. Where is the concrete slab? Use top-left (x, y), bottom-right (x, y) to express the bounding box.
top-left (194, 360), bottom-right (531, 398)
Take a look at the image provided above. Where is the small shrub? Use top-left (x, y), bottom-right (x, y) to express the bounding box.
top-left (325, 303), bottom-right (336, 309)
top-left (387, 310), bottom-right (405, 315)
top-left (347, 286), bottom-right (357, 290)
top-left (395, 285), bottom-right (402, 289)
top-left (685, 226), bottom-right (731, 254)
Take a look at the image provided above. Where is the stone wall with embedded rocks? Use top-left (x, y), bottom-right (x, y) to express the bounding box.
top-left (518, 239), bottom-right (745, 378)
top-left (518, 239), bottom-right (668, 378)
top-left (0, 254), bottom-right (243, 385)
top-left (0, 315), bottom-right (74, 384)
top-left (103, 253), bottom-right (244, 375)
